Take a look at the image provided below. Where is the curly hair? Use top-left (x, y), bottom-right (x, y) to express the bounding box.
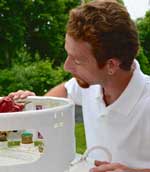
top-left (67, 0), bottom-right (139, 70)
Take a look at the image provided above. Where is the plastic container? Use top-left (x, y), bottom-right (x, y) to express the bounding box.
top-left (0, 96), bottom-right (75, 172)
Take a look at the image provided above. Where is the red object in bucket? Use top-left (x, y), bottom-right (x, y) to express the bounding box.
top-left (0, 96), bottom-right (24, 113)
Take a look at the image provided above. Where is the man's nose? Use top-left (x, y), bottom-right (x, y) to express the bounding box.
top-left (64, 57), bottom-right (74, 73)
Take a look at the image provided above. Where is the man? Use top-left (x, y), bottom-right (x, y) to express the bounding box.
top-left (9, 0), bottom-right (150, 171)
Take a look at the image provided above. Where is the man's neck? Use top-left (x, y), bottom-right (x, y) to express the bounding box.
top-left (102, 69), bottom-right (134, 106)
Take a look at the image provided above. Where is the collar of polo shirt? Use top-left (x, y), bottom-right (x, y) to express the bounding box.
top-left (95, 60), bottom-right (146, 116)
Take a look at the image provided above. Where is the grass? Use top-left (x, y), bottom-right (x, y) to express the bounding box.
top-left (75, 122), bottom-right (86, 154)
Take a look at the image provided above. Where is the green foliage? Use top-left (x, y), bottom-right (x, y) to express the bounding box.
top-left (0, 0), bottom-right (26, 68)
top-left (136, 11), bottom-right (150, 58)
top-left (0, 60), bottom-right (71, 96)
top-left (136, 10), bottom-right (150, 75)
top-left (0, 0), bottom-right (80, 68)
top-left (136, 47), bottom-right (150, 75)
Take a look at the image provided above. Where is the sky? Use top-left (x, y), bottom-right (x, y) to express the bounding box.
top-left (123, 0), bottom-right (150, 19)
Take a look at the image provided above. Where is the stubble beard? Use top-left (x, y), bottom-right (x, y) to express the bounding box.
top-left (74, 77), bottom-right (90, 88)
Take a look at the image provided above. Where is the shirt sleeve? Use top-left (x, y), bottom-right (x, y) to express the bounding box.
top-left (64, 78), bottom-right (82, 105)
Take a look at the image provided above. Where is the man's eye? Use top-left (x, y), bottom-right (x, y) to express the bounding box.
top-left (74, 59), bottom-right (81, 65)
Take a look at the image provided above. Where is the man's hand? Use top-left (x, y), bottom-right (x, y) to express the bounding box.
top-left (90, 160), bottom-right (130, 172)
top-left (8, 90), bottom-right (36, 100)
top-left (90, 160), bottom-right (150, 172)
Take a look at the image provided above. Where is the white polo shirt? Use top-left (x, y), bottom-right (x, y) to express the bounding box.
top-left (65, 65), bottom-right (150, 168)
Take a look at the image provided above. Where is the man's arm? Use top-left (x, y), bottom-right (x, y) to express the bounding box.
top-left (44, 83), bottom-right (67, 98)
top-left (8, 82), bottom-right (67, 99)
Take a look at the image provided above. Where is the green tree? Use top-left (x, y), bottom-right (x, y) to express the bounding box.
top-left (136, 47), bottom-right (150, 74)
top-left (136, 10), bottom-right (150, 74)
top-left (136, 11), bottom-right (150, 59)
top-left (0, 59), bottom-right (71, 96)
top-left (0, 0), bottom-right (80, 68)
top-left (0, 0), bottom-right (25, 68)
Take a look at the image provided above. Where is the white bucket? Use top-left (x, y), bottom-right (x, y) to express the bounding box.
top-left (0, 96), bottom-right (75, 172)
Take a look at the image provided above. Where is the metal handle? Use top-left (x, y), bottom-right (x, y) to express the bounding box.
top-left (70, 145), bottom-right (112, 167)
top-left (82, 145), bottom-right (112, 162)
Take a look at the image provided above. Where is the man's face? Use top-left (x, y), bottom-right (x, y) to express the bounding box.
top-left (64, 34), bottom-right (107, 88)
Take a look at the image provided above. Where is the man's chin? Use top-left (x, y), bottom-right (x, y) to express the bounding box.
top-left (75, 78), bottom-right (90, 88)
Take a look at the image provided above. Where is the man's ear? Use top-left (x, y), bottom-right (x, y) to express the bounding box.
top-left (106, 58), bottom-right (120, 75)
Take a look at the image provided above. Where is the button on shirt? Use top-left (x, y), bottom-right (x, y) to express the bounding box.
top-left (65, 66), bottom-right (150, 168)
